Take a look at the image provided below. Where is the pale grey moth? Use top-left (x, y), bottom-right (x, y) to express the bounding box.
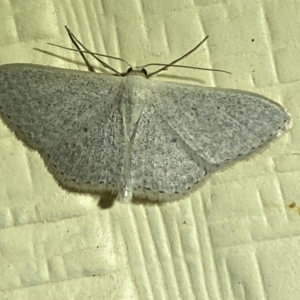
top-left (0, 28), bottom-right (292, 203)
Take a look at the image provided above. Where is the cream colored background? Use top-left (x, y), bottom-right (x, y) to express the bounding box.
top-left (0, 1), bottom-right (299, 299)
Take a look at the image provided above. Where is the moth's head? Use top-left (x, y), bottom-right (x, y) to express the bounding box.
top-left (124, 67), bottom-right (148, 78)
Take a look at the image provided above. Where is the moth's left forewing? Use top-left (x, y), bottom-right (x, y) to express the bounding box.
top-left (143, 80), bottom-right (291, 167)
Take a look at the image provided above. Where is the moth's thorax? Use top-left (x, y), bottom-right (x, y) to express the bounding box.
top-left (123, 74), bottom-right (153, 104)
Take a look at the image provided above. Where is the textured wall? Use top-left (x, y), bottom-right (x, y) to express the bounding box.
top-left (0, 1), bottom-right (299, 299)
